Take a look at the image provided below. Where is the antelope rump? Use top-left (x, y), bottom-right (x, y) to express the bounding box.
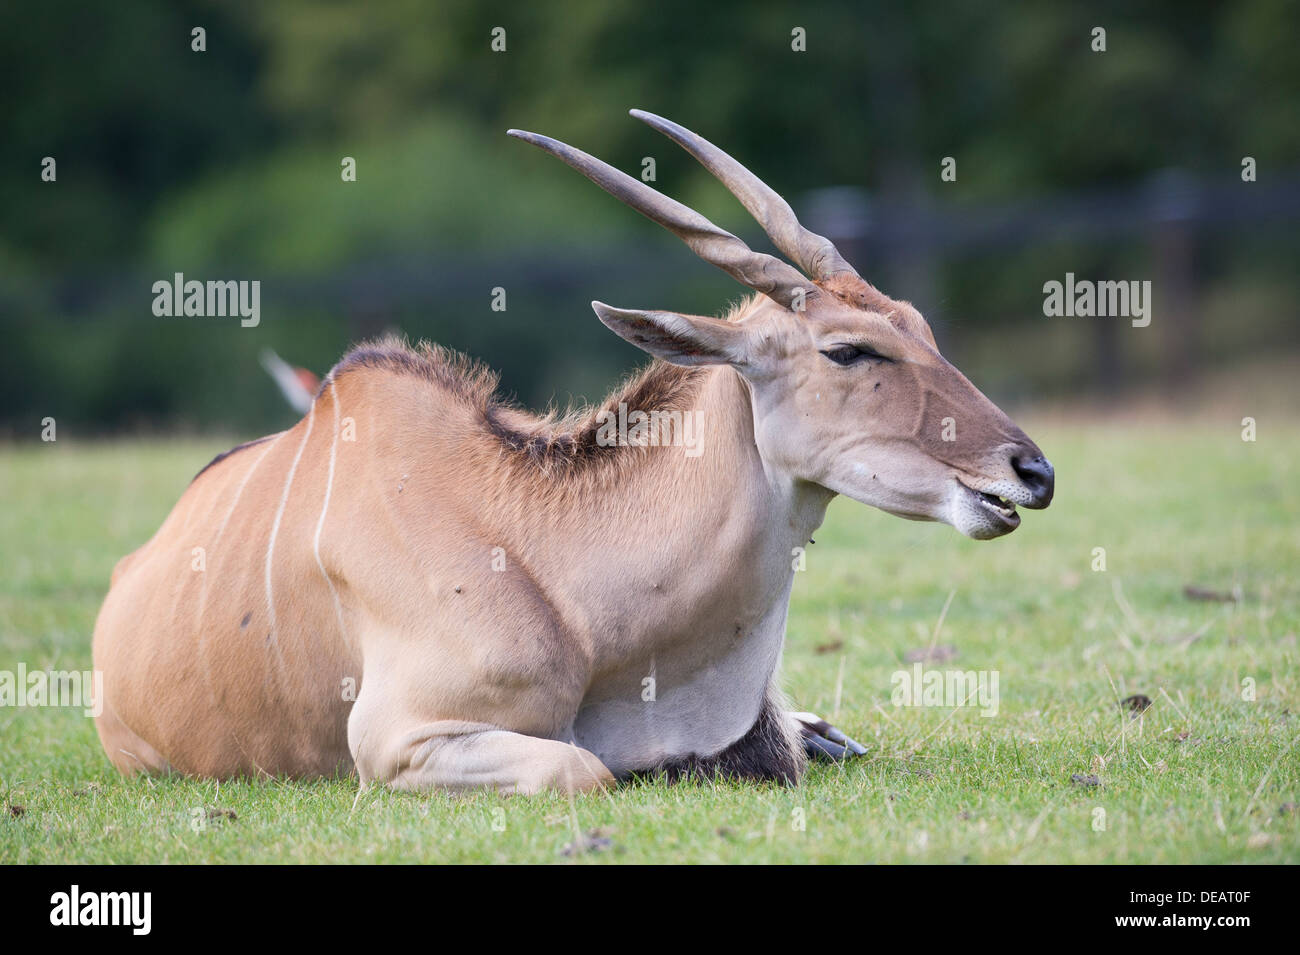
top-left (92, 110), bottom-right (1054, 794)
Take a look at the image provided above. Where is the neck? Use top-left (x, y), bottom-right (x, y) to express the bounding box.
top-left (475, 363), bottom-right (834, 664)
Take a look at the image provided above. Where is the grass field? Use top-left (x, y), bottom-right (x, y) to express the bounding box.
top-left (1, 418), bottom-right (1297, 864)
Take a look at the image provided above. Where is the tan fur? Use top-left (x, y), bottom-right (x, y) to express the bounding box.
top-left (93, 285), bottom-right (1048, 792)
top-left (94, 119), bottom-right (1053, 794)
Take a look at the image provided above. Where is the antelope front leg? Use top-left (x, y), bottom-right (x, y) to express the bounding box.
top-left (353, 720), bottom-right (614, 795)
top-left (789, 711), bottom-right (868, 761)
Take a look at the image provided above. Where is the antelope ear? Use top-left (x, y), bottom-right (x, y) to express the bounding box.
top-left (591, 302), bottom-right (749, 367)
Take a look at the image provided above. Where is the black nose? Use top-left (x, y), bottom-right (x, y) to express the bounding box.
top-left (1012, 454), bottom-right (1054, 508)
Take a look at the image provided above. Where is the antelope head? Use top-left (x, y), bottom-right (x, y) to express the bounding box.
top-left (510, 111), bottom-right (1054, 539)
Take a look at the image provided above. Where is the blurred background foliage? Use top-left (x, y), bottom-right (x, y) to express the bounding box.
top-left (1, 0), bottom-right (1297, 435)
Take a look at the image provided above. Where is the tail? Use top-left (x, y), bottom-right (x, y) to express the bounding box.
top-left (260, 348), bottom-right (321, 414)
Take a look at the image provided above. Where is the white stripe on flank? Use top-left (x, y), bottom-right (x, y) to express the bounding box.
top-left (197, 436), bottom-right (277, 647)
top-left (212, 438), bottom-right (277, 548)
top-left (265, 402), bottom-right (316, 648)
top-left (313, 383), bottom-right (348, 642)
top-left (195, 436), bottom-right (280, 724)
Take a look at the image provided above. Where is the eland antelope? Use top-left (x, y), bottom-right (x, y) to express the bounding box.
top-left (92, 110), bottom-right (1054, 794)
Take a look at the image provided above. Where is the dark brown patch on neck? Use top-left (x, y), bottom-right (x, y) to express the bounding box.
top-left (328, 336), bottom-right (708, 474)
top-left (483, 359), bottom-right (706, 470)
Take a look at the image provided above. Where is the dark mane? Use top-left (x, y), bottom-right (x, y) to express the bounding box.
top-left (327, 336), bottom-right (706, 472)
top-left (325, 338), bottom-right (501, 409)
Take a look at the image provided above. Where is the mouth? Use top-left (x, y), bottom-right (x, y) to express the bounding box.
top-left (958, 481), bottom-right (1021, 533)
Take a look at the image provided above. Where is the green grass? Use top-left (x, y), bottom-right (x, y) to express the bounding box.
top-left (1, 420), bottom-right (1297, 863)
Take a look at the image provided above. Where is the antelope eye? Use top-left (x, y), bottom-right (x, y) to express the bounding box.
top-left (820, 344), bottom-right (889, 366)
